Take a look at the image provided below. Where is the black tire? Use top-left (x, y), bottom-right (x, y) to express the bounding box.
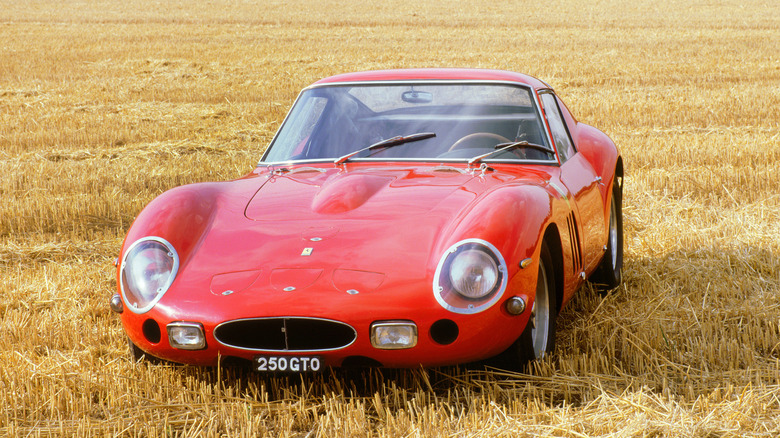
top-left (128, 338), bottom-right (164, 364)
top-left (128, 338), bottom-right (146, 362)
top-left (490, 242), bottom-right (558, 371)
top-left (591, 175), bottom-right (623, 291)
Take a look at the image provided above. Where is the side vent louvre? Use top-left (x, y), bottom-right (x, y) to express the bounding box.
top-left (566, 212), bottom-right (583, 274)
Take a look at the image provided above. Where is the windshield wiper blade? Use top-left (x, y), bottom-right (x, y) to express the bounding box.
top-left (334, 132), bottom-right (436, 166)
top-left (468, 141), bottom-right (554, 166)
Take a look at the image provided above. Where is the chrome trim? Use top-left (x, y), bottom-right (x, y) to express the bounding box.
top-left (303, 78), bottom-right (540, 90)
top-left (547, 181), bottom-right (568, 200)
top-left (109, 294), bottom-right (123, 314)
top-left (288, 166), bottom-right (326, 174)
top-left (258, 88), bottom-right (305, 163)
top-left (259, 156), bottom-right (558, 168)
top-left (213, 316), bottom-right (358, 353)
top-left (119, 236), bottom-right (179, 315)
top-left (432, 238), bottom-right (508, 315)
top-left (505, 296), bottom-right (526, 315)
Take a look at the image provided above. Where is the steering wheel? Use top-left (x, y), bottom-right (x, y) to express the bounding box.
top-left (448, 132), bottom-right (511, 151)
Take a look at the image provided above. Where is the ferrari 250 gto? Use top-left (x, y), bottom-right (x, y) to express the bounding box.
top-left (111, 69), bottom-right (623, 371)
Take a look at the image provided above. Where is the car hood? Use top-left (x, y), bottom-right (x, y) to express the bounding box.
top-left (245, 166), bottom-right (475, 220)
top-left (161, 164), bottom-right (547, 316)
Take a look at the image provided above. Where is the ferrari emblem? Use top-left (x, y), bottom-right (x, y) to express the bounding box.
top-left (301, 247), bottom-right (313, 256)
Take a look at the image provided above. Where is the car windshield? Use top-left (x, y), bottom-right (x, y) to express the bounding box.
top-left (261, 82), bottom-right (554, 164)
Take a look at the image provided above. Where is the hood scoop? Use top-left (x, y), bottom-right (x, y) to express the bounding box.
top-left (311, 174), bottom-right (392, 214)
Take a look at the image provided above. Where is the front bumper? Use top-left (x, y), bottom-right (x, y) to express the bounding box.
top-left (119, 296), bottom-right (533, 368)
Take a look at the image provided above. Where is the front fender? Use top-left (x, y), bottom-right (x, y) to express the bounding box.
top-left (432, 182), bottom-right (556, 318)
top-left (119, 182), bottom-right (225, 274)
top-left (436, 182), bottom-right (553, 264)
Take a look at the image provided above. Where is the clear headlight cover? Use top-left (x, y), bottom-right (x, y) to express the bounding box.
top-left (448, 249), bottom-right (499, 299)
top-left (433, 239), bottom-right (507, 314)
top-left (120, 237), bottom-right (179, 314)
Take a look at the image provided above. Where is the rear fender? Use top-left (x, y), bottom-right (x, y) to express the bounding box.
top-left (573, 123), bottom-right (620, 202)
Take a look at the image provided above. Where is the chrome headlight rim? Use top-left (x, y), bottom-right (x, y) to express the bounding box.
top-left (433, 238), bottom-right (508, 314)
top-left (120, 236), bottom-right (179, 314)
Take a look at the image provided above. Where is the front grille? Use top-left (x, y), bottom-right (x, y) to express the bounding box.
top-left (214, 317), bottom-right (357, 352)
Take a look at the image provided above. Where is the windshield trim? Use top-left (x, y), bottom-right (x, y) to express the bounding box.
top-left (258, 157), bottom-right (558, 169)
top-left (258, 79), bottom-right (559, 166)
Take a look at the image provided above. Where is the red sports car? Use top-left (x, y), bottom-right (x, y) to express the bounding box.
top-left (111, 69), bottom-right (623, 371)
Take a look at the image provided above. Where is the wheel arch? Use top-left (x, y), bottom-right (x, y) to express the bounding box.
top-left (541, 223), bottom-right (565, 314)
top-left (616, 157), bottom-right (624, 188)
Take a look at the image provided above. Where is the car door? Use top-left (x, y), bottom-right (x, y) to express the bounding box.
top-left (539, 91), bottom-right (606, 272)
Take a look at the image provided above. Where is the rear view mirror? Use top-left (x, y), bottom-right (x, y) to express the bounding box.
top-left (401, 90), bottom-right (433, 104)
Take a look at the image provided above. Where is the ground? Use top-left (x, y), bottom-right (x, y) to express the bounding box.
top-left (1, 0), bottom-right (779, 435)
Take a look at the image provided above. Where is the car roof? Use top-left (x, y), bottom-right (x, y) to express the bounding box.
top-left (313, 69), bottom-right (551, 90)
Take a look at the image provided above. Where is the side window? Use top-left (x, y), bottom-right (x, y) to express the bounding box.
top-left (540, 92), bottom-right (575, 162)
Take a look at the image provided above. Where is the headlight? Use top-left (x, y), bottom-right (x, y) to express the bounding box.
top-left (449, 249), bottom-right (499, 299)
top-left (433, 239), bottom-right (507, 314)
top-left (120, 237), bottom-right (179, 314)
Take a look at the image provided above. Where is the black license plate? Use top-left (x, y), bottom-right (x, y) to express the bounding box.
top-left (254, 355), bottom-right (323, 372)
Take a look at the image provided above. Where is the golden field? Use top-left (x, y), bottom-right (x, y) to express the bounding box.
top-left (1, 0), bottom-right (779, 435)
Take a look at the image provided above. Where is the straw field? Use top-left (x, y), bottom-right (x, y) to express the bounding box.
top-left (1, 0), bottom-right (778, 435)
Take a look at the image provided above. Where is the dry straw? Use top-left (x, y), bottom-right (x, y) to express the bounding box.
top-left (1, 0), bottom-right (779, 435)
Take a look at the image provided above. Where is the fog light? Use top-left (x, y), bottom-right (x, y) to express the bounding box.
top-left (370, 321), bottom-right (417, 350)
top-left (167, 322), bottom-right (206, 350)
top-left (505, 296), bottom-right (526, 315)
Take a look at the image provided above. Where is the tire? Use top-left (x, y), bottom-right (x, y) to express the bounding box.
top-left (128, 338), bottom-right (163, 364)
top-left (128, 338), bottom-right (146, 362)
top-left (591, 175), bottom-right (623, 291)
top-left (491, 242), bottom-right (558, 370)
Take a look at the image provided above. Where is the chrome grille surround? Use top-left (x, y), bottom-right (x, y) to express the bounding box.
top-left (213, 317), bottom-right (357, 352)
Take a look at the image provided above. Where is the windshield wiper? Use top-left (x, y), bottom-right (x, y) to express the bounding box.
top-left (334, 132), bottom-right (436, 166)
top-left (468, 141), bottom-right (554, 166)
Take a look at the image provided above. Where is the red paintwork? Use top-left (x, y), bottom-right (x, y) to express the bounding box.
top-left (116, 69), bottom-right (621, 368)
top-left (314, 69), bottom-right (550, 90)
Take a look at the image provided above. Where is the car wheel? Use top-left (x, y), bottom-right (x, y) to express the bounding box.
top-left (491, 242), bottom-right (557, 370)
top-left (128, 338), bottom-right (146, 362)
top-left (592, 175), bottom-right (623, 290)
top-left (128, 338), bottom-right (164, 364)
top-left (518, 242), bottom-right (558, 363)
